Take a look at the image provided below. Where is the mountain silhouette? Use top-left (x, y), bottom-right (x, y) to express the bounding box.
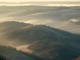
top-left (0, 45), bottom-right (37, 60)
top-left (0, 21), bottom-right (32, 33)
top-left (0, 21), bottom-right (80, 60)
top-left (0, 21), bottom-right (79, 45)
top-left (27, 40), bottom-right (80, 60)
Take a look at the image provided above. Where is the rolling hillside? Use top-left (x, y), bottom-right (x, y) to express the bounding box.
top-left (0, 45), bottom-right (48, 60)
top-left (0, 21), bottom-right (80, 60)
top-left (0, 45), bottom-right (36, 60)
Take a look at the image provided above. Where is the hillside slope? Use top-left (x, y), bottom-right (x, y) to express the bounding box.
top-left (0, 45), bottom-right (35, 60)
top-left (0, 21), bottom-right (80, 60)
top-left (0, 21), bottom-right (79, 46)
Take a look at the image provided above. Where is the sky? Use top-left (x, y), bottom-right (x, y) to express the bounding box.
top-left (0, 0), bottom-right (80, 2)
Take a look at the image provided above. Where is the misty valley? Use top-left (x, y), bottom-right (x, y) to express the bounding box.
top-left (0, 6), bottom-right (80, 60)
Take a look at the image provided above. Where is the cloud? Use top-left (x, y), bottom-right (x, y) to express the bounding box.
top-left (0, 6), bottom-right (80, 33)
top-left (70, 19), bottom-right (80, 25)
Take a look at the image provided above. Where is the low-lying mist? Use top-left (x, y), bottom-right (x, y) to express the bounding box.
top-left (0, 6), bottom-right (80, 33)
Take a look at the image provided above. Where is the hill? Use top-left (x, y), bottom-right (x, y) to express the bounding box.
top-left (0, 21), bottom-right (79, 46)
top-left (0, 21), bottom-right (80, 60)
top-left (27, 40), bottom-right (80, 60)
top-left (0, 21), bottom-right (32, 33)
top-left (0, 45), bottom-right (36, 60)
top-left (0, 45), bottom-right (49, 60)
top-left (0, 21), bottom-right (33, 46)
top-left (6, 24), bottom-right (80, 44)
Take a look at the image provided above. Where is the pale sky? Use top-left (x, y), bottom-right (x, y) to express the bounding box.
top-left (0, 0), bottom-right (80, 2)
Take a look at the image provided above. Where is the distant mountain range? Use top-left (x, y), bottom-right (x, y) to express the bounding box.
top-left (0, 21), bottom-right (80, 46)
top-left (0, 21), bottom-right (80, 60)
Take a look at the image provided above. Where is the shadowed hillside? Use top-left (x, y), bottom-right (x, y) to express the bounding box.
top-left (5, 23), bottom-right (80, 45)
top-left (27, 41), bottom-right (80, 60)
top-left (0, 21), bottom-right (79, 46)
top-left (0, 21), bottom-right (32, 33)
top-left (0, 45), bottom-right (36, 60)
top-left (0, 21), bottom-right (80, 60)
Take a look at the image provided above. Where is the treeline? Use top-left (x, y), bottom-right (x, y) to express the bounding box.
top-left (0, 55), bottom-right (7, 60)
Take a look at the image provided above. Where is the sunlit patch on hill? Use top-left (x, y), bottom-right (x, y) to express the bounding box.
top-left (16, 45), bottom-right (33, 54)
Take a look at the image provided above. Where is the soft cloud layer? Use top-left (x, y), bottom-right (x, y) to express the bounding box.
top-left (0, 6), bottom-right (80, 33)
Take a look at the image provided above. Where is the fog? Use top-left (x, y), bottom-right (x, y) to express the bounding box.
top-left (0, 6), bottom-right (80, 33)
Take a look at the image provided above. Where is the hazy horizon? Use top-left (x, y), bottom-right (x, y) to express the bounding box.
top-left (0, 6), bottom-right (80, 33)
top-left (0, 1), bottom-right (80, 6)
top-left (0, 2), bottom-right (80, 6)
top-left (0, 1), bottom-right (80, 60)
top-left (0, 0), bottom-right (80, 2)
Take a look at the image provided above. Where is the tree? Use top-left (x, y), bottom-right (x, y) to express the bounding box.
top-left (0, 55), bottom-right (7, 60)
